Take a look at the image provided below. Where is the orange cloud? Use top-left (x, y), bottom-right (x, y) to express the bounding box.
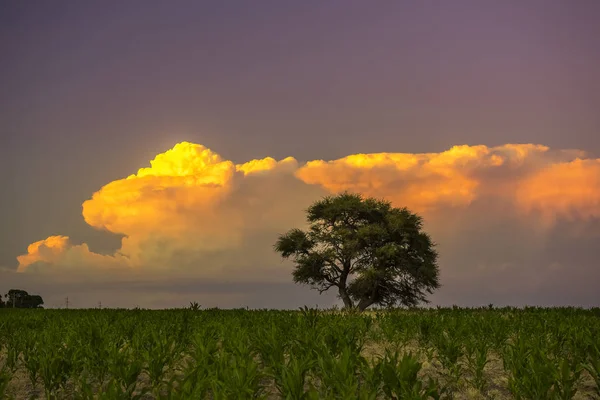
top-left (16, 142), bottom-right (600, 276)
top-left (295, 144), bottom-right (566, 212)
top-left (16, 235), bottom-right (130, 273)
top-left (515, 158), bottom-right (600, 221)
top-left (18, 142), bottom-right (311, 274)
top-left (17, 235), bottom-right (70, 270)
top-left (236, 156), bottom-right (297, 175)
top-left (82, 142), bottom-right (237, 236)
top-left (81, 143), bottom-right (300, 240)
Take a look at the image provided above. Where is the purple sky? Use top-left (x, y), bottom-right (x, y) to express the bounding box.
top-left (1, 1), bottom-right (599, 308)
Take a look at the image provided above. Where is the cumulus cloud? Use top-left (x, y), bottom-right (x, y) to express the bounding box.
top-left (19, 142), bottom-right (326, 279)
top-left (16, 235), bottom-right (131, 273)
top-left (295, 143), bottom-right (594, 217)
top-left (515, 158), bottom-right (600, 222)
top-left (13, 141), bottom-right (600, 307)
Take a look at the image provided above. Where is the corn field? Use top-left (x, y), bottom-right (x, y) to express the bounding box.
top-left (1, 306), bottom-right (599, 399)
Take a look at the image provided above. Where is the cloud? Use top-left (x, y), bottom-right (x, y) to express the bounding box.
top-left (515, 158), bottom-right (600, 222)
top-left (13, 142), bottom-right (600, 307)
top-left (20, 142), bottom-right (325, 278)
top-left (295, 143), bottom-right (594, 217)
top-left (16, 235), bottom-right (131, 273)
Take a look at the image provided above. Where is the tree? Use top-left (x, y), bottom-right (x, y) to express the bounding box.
top-left (274, 193), bottom-right (440, 311)
top-left (6, 289), bottom-right (28, 308)
top-left (4, 289), bottom-right (44, 308)
top-left (22, 294), bottom-right (44, 309)
top-left (0, 294), bottom-right (4, 308)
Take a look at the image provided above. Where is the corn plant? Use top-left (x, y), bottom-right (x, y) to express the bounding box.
top-left (299, 306), bottom-right (320, 330)
top-left (252, 324), bottom-right (317, 398)
top-left (106, 341), bottom-right (147, 399)
top-left (22, 335), bottom-right (41, 390)
top-left (136, 328), bottom-right (181, 396)
top-left (503, 335), bottom-right (555, 399)
top-left (315, 344), bottom-right (368, 399)
top-left (253, 324), bottom-right (287, 372)
top-left (464, 337), bottom-right (490, 392)
top-left (417, 318), bottom-right (435, 348)
top-left (211, 349), bottom-right (267, 399)
top-left (166, 328), bottom-right (219, 399)
top-left (550, 358), bottom-right (582, 399)
top-left (75, 321), bottom-right (112, 386)
top-left (378, 350), bottom-right (443, 400)
top-left (358, 357), bottom-right (383, 400)
top-left (93, 378), bottom-right (148, 400)
top-left (2, 333), bottom-right (21, 375)
top-left (431, 330), bottom-right (464, 395)
top-left (272, 354), bottom-right (317, 400)
top-left (37, 340), bottom-right (75, 399)
top-left (583, 340), bottom-right (600, 396)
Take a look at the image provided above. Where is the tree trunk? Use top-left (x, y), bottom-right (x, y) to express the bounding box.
top-left (337, 260), bottom-right (354, 309)
top-left (357, 298), bottom-right (375, 312)
top-left (338, 260), bottom-right (356, 309)
top-left (338, 286), bottom-right (354, 309)
top-left (357, 287), bottom-right (378, 312)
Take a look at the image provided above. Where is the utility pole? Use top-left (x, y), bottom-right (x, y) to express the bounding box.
top-left (98, 301), bottom-right (102, 309)
top-left (65, 297), bottom-right (69, 309)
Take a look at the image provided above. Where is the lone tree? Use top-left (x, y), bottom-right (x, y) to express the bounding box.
top-left (274, 193), bottom-right (440, 311)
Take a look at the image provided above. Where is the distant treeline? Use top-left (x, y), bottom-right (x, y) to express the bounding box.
top-left (0, 289), bottom-right (44, 308)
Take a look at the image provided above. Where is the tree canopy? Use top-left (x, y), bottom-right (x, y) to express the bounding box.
top-left (274, 192), bottom-right (440, 311)
top-left (1, 289), bottom-right (44, 308)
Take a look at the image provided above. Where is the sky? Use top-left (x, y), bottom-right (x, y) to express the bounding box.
top-left (1, 0), bottom-right (599, 309)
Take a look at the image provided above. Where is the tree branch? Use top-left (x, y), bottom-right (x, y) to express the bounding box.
top-left (317, 281), bottom-right (337, 294)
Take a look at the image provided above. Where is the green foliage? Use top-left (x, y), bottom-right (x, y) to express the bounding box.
top-left (431, 330), bottom-right (464, 394)
top-left (378, 350), bottom-right (444, 400)
top-left (274, 192), bottom-right (440, 311)
top-left (4, 289), bottom-right (44, 308)
top-left (316, 345), bottom-right (366, 398)
top-left (167, 328), bottom-right (219, 399)
top-left (464, 337), bottom-right (490, 392)
top-left (38, 337), bottom-right (75, 399)
top-left (22, 333), bottom-right (42, 389)
top-left (583, 340), bottom-right (600, 397)
top-left (134, 326), bottom-right (182, 396)
top-left (502, 329), bottom-right (585, 399)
